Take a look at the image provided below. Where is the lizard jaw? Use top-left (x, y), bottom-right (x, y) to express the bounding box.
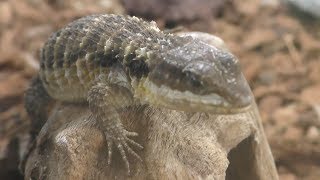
top-left (136, 78), bottom-right (251, 114)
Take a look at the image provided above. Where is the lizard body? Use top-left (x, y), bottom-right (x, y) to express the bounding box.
top-left (28, 14), bottom-right (252, 174)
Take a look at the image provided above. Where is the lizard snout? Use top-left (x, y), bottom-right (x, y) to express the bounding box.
top-left (222, 73), bottom-right (253, 109)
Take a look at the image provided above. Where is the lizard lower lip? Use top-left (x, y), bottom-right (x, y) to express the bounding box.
top-left (140, 78), bottom-right (253, 114)
top-left (242, 94), bottom-right (253, 106)
top-left (232, 94), bottom-right (253, 108)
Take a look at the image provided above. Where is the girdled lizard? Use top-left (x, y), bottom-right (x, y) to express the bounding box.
top-left (25, 14), bottom-right (252, 174)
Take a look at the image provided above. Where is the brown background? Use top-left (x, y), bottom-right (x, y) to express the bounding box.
top-left (0, 0), bottom-right (319, 179)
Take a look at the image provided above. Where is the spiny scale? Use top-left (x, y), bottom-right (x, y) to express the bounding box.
top-left (39, 14), bottom-right (181, 101)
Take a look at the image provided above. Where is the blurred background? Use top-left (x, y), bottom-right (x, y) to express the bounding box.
top-left (0, 0), bottom-right (319, 179)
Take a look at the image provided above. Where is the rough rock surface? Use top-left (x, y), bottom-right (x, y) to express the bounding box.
top-left (23, 102), bottom-right (278, 179)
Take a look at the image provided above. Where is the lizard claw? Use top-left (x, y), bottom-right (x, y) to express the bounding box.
top-left (107, 140), bottom-right (113, 165)
top-left (105, 130), bottom-right (143, 175)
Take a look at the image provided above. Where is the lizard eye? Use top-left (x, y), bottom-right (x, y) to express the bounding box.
top-left (184, 71), bottom-right (202, 88)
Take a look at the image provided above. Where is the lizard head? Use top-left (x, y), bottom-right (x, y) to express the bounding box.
top-left (136, 39), bottom-right (253, 114)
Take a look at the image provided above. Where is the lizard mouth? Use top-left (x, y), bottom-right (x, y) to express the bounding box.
top-left (137, 78), bottom-right (252, 114)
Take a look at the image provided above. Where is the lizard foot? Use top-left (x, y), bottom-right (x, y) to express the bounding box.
top-left (105, 129), bottom-right (143, 174)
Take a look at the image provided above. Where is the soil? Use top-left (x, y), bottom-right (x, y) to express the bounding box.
top-left (0, 0), bottom-right (319, 179)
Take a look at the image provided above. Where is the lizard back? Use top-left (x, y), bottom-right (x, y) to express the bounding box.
top-left (39, 14), bottom-right (171, 102)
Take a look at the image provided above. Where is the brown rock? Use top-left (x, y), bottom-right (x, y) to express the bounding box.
top-left (301, 84), bottom-right (320, 105)
top-left (272, 106), bottom-right (299, 128)
top-left (122, 0), bottom-right (226, 21)
top-left (283, 126), bottom-right (303, 141)
top-left (268, 53), bottom-right (296, 76)
top-left (243, 29), bottom-right (277, 50)
top-left (23, 102), bottom-right (279, 180)
top-left (0, 2), bottom-right (12, 26)
top-left (0, 73), bottom-right (28, 98)
top-left (241, 53), bottom-right (262, 82)
top-left (279, 173), bottom-right (297, 180)
top-left (299, 31), bottom-right (320, 52)
top-left (308, 61), bottom-right (320, 83)
top-left (306, 126), bottom-right (320, 141)
top-left (259, 95), bottom-right (282, 122)
top-left (233, 0), bottom-right (260, 16)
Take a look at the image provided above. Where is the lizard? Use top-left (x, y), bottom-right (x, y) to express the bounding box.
top-left (24, 14), bottom-right (253, 174)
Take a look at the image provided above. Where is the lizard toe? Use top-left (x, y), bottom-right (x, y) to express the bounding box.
top-left (104, 129), bottom-right (142, 175)
top-left (125, 136), bottom-right (143, 150)
top-left (116, 143), bottom-right (131, 175)
top-left (107, 140), bottom-right (113, 165)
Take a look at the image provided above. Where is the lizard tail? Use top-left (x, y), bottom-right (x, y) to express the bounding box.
top-left (24, 75), bottom-right (53, 139)
top-left (21, 75), bottom-right (53, 174)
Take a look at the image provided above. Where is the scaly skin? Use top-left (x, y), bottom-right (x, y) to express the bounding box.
top-left (27, 14), bottom-right (253, 174)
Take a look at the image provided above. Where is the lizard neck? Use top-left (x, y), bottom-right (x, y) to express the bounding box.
top-left (128, 34), bottom-right (195, 104)
top-left (119, 32), bottom-right (181, 79)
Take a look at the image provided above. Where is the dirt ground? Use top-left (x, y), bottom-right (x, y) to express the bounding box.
top-left (0, 0), bottom-right (319, 179)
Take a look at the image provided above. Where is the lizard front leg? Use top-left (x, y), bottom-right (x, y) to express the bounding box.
top-left (87, 75), bottom-right (143, 174)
